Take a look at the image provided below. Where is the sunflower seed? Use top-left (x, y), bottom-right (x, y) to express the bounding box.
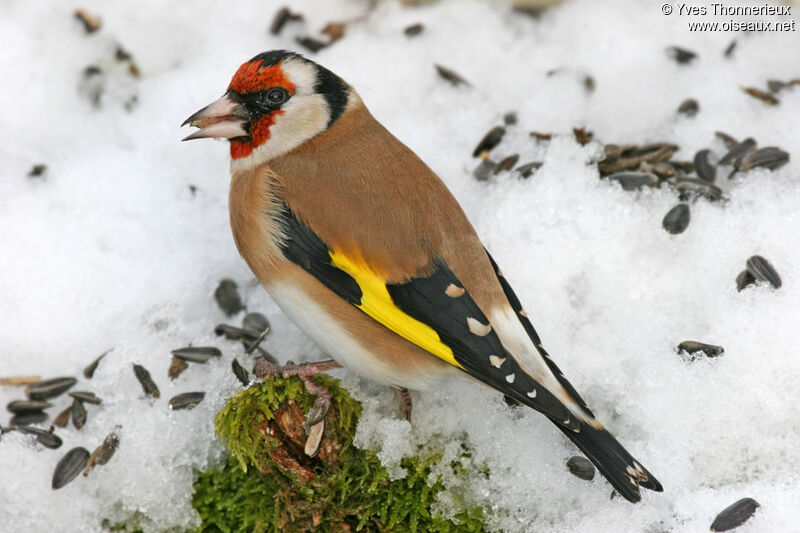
top-left (677, 98), bottom-right (699, 117)
top-left (473, 160), bottom-right (497, 181)
top-left (16, 426), bottom-right (62, 449)
top-left (74, 9), bottom-right (101, 33)
top-left (651, 162), bottom-right (677, 179)
top-left (28, 164), bottom-right (47, 178)
top-left (7, 400), bottom-right (52, 414)
top-left (746, 255), bottom-right (781, 289)
top-left (742, 87), bottom-right (778, 106)
top-left (503, 112), bottom-right (517, 126)
top-left (677, 341), bottom-right (724, 359)
top-left (68, 391), bottom-right (101, 405)
top-left (566, 456), bottom-right (595, 481)
top-left (495, 154), bottom-right (520, 174)
top-left (435, 64), bottom-right (470, 87)
top-left (598, 144), bottom-right (677, 174)
top-left (168, 355), bottom-right (189, 380)
top-left (84, 431), bottom-right (120, 476)
top-left (171, 346), bottom-right (222, 364)
top-left (269, 6), bottom-right (303, 35)
top-left (404, 23), bottom-right (424, 37)
top-left (715, 131), bottom-right (739, 150)
top-left (71, 399), bottom-right (87, 430)
top-left (672, 177), bottom-right (723, 201)
top-left (662, 203), bottom-right (691, 235)
top-left (10, 412), bottom-right (48, 426)
top-left (52, 447), bottom-right (90, 489)
top-left (694, 149), bottom-right (716, 182)
top-left (214, 323), bottom-right (256, 341)
top-left (710, 497), bottom-right (760, 532)
top-left (242, 312), bottom-right (270, 335)
top-left (214, 278), bottom-right (243, 317)
top-left (231, 358), bottom-right (250, 386)
top-left (169, 392), bottom-right (205, 410)
top-left (515, 161), bottom-right (543, 178)
top-left (667, 45), bottom-right (697, 64)
top-left (83, 349), bottom-right (110, 379)
top-left (607, 171), bottom-right (659, 191)
top-left (53, 405), bottom-right (71, 428)
top-left (132, 364), bottom-right (160, 398)
top-left (295, 36), bottom-right (328, 53)
top-left (26, 377), bottom-right (77, 401)
top-left (670, 160), bottom-right (695, 174)
top-left (583, 74), bottom-right (595, 93)
top-left (723, 39), bottom-right (737, 58)
top-left (736, 270), bottom-right (756, 292)
top-left (473, 126), bottom-right (505, 158)
top-left (740, 147), bottom-right (789, 172)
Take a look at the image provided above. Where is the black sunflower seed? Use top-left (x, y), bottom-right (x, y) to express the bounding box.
top-left (269, 6), bottom-right (303, 35)
top-left (736, 270), bottom-right (756, 292)
top-left (672, 177), bottom-right (723, 202)
top-left (740, 147), bottom-right (789, 172)
top-left (214, 278), bottom-right (244, 317)
top-left (677, 98), bottom-right (699, 117)
top-left (662, 203), bottom-right (691, 235)
top-left (84, 431), bottom-right (120, 476)
top-left (295, 36), bottom-right (328, 53)
top-left (745, 255), bottom-right (781, 289)
top-left (495, 154), bottom-right (520, 174)
top-left (472, 126), bottom-right (505, 158)
top-left (710, 497), bottom-right (760, 532)
top-left (434, 64), bottom-right (470, 87)
top-left (83, 350), bottom-right (110, 379)
top-left (242, 312), bottom-right (270, 335)
top-left (10, 412), bottom-right (48, 427)
top-left (171, 346), bottom-right (222, 364)
top-left (404, 23), bottom-right (424, 37)
top-left (677, 341), bottom-right (725, 359)
top-left (28, 164), bottom-right (47, 178)
top-left (16, 426), bottom-right (62, 449)
top-left (566, 456), bottom-right (595, 481)
top-left (516, 161), bottom-right (543, 178)
top-left (52, 447), bottom-right (90, 489)
top-left (215, 323), bottom-right (251, 340)
top-left (723, 39), bottom-right (737, 58)
top-left (231, 358), bottom-right (250, 386)
top-left (667, 45), bottom-right (697, 64)
top-left (473, 160), bottom-right (497, 181)
top-left (718, 138), bottom-right (756, 167)
top-left (53, 405), bottom-right (71, 428)
top-left (607, 171), bottom-right (659, 191)
top-left (168, 355), bottom-right (189, 380)
top-left (503, 112), bottom-right (517, 126)
top-left (714, 131), bottom-right (739, 150)
top-left (169, 392), bottom-right (205, 410)
top-left (132, 364), bottom-right (160, 398)
top-left (694, 149), bottom-right (716, 182)
top-left (68, 391), bottom-right (101, 405)
top-left (7, 400), bottom-right (52, 414)
top-left (26, 377), bottom-right (77, 401)
top-left (71, 399), bottom-right (87, 430)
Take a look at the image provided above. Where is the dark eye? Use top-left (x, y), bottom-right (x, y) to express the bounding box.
top-left (266, 87), bottom-right (289, 105)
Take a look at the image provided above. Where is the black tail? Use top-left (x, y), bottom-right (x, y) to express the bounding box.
top-left (555, 419), bottom-right (663, 502)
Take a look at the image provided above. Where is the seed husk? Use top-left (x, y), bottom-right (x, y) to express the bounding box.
top-left (295, 36), bottom-right (328, 53)
top-left (598, 144), bottom-right (677, 174)
top-left (169, 392), bottom-right (205, 410)
top-left (26, 377), bottom-right (77, 401)
top-left (132, 364), bottom-right (160, 398)
top-left (52, 447), bottom-right (91, 489)
top-left (171, 346), bottom-right (222, 364)
top-left (10, 412), bottom-right (48, 426)
top-left (305, 419), bottom-right (325, 457)
top-left (503, 112), bottom-right (517, 126)
top-left (573, 127), bottom-right (592, 145)
top-left (715, 131), bottom-right (739, 150)
top-left (741, 87), bottom-right (778, 106)
top-left (566, 456), bottom-right (595, 481)
top-left (7, 400), bottom-right (52, 414)
top-left (214, 278), bottom-right (244, 317)
top-left (740, 147), bottom-right (789, 172)
top-left (269, 6), bottom-right (303, 35)
top-left (84, 431), bottom-right (120, 476)
top-left (662, 203), bottom-right (691, 235)
top-left (495, 154), bottom-right (520, 174)
top-left (68, 391), bottom-right (101, 405)
top-left (736, 270), bottom-right (756, 292)
top-left (83, 350), bottom-right (110, 379)
top-left (667, 45), bottom-right (697, 64)
top-left (473, 159), bottom-right (497, 181)
top-left (718, 138), bottom-right (756, 167)
top-left (242, 312), bottom-right (270, 336)
top-left (515, 161), bottom-right (543, 178)
top-left (745, 255), bottom-right (781, 289)
top-left (53, 405), bottom-right (72, 428)
top-left (231, 358), bottom-right (250, 386)
top-left (472, 126), bottom-right (505, 157)
top-left (723, 39), bottom-right (737, 58)
top-left (677, 98), bottom-right (699, 117)
top-left (651, 162), bottom-right (677, 179)
top-left (74, 9), bottom-right (101, 33)
top-left (607, 171), bottom-right (659, 191)
top-left (710, 497), bottom-right (760, 532)
top-left (16, 426), bottom-right (62, 449)
top-left (215, 323), bottom-right (250, 340)
top-left (434, 64), bottom-right (470, 87)
top-left (404, 23), bottom-right (424, 37)
top-left (672, 177), bottom-right (723, 202)
top-left (767, 79), bottom-right (786, 93)
top-left (677, 341), bottom-right (724, 359)
top-left (168, 355), bottom-right (189, 380)
top-left (71, 399), bottom-right (87, 430)
top-left (693, 149), bottom-right (716, 182)
top-left (583, 74), bottom-right (595, 93)
top-left (529, 131), bottom-right (552, 141)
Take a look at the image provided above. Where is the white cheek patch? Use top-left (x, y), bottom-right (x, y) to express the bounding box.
top-left (280, 57), bottom-right (319, 95)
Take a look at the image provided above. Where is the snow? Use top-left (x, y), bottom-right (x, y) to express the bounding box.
top-left (1, 0), bottom-right (799, 531)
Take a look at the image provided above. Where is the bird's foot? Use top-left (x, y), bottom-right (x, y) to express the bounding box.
top-left (395, 387), bottom-right (412, 422)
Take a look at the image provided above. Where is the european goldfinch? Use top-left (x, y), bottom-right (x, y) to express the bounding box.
top-left (182, 50), bottom-right (662, 502)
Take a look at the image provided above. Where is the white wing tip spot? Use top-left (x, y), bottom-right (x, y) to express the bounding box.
top-left (505, 373), bottom-right (515, 383)
top-left (519, 309), bottom-right (528, 317)
top-left (489, 355), bottom-right (506, 368)
top-left (467, 317), bottom-right (492, 336)
top-left (526, 389), bottom-right (536, 398)
top-left (445, 284), bottom-right (465, 298)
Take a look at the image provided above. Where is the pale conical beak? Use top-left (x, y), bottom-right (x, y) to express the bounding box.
top-left (181, 93), bottom-right (248, 141)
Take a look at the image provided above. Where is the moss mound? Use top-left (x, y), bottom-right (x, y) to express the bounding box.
top-left (193, 375), bottom-right (485, 532)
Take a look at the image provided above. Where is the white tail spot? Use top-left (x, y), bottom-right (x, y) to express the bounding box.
top-left (489, 355), bottom-right (506, 368)
top-left (467, 317), bottom-right (492, 336)
top-left (505, 373), bottom-right (515, 383)
top-left (445, 284), bottom-right (465, 298)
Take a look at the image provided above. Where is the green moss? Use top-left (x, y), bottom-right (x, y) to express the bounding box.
top-left (193, 376), bottom-right (486, 532)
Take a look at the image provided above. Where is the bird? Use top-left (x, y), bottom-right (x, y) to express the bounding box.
top-left (182, 50), bottom-right (663, 502)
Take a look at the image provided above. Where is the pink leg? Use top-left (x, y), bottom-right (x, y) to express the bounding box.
top-left (395, 387), bottom-right (413, 422)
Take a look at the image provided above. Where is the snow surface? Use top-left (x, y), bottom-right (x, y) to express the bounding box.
top-left (2, 0), bottom-right (799, 531)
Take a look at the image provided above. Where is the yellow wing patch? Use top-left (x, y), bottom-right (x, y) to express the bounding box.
top-left (329, 250), bottom-right (462, 369)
